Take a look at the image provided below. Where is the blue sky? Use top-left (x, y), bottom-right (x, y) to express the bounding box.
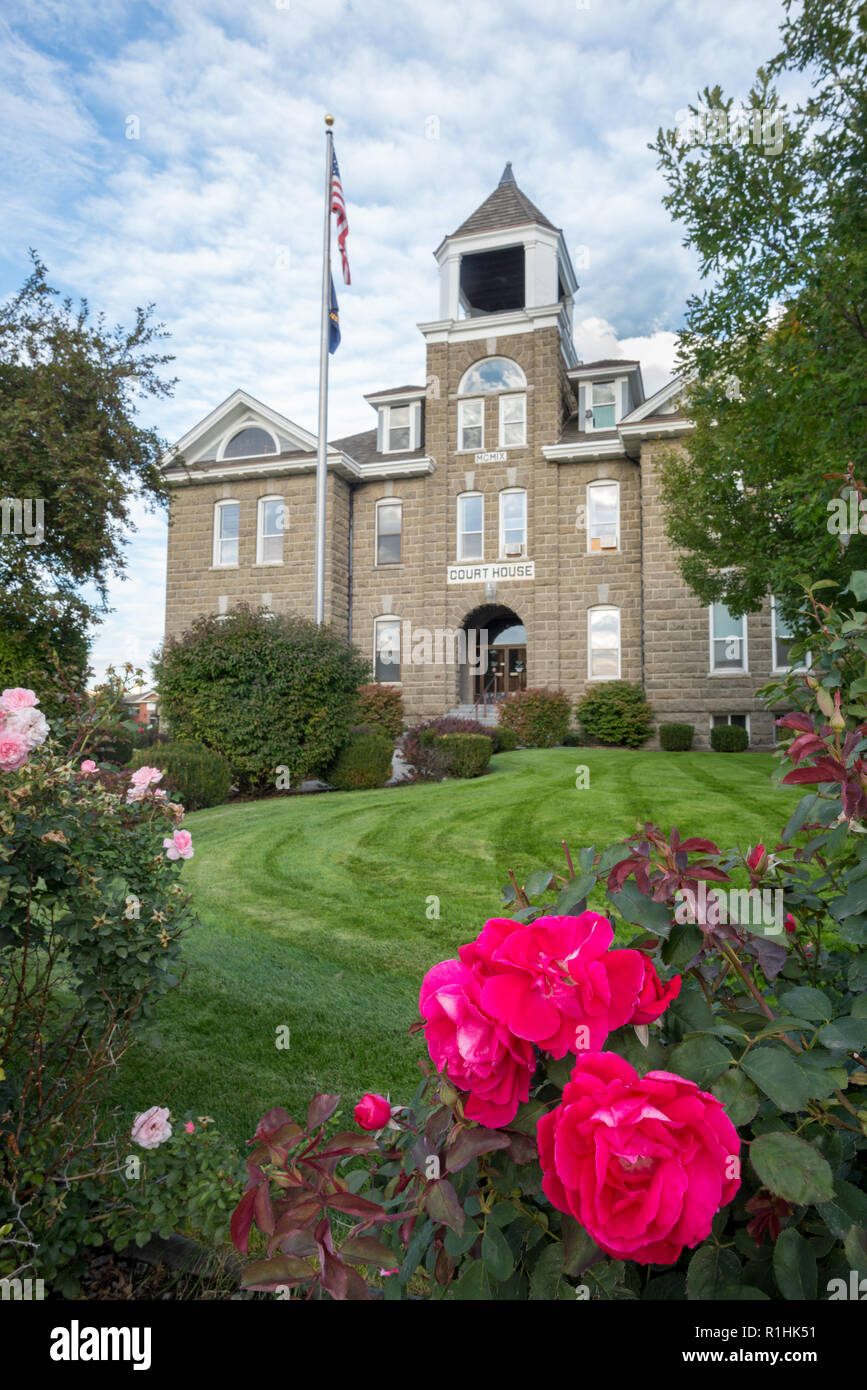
top-left (0, 0), bottom-right (798, 680)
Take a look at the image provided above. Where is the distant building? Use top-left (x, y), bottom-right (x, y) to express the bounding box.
top-left (124, 688), bottom-right (160, 728)
top-left (161, 164), bottom-right (797, 746)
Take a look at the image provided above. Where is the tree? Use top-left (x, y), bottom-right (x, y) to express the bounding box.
top-left (652, 0), bottom-right (867, 623)
top-left (0, 252), bottom-right (175, 692)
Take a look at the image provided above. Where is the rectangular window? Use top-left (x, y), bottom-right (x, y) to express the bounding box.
top-left (376, 501), bottom-right (402, 565)
top-left (588, 606), bottom-right (621, 680)
top-left (459, 399), bottom-right (484, 452)
top-left (591, 382), bottom-right (616, 430)
top-left (772, 598), bottom-right (806, 672)
top-left (710, 603), bottom-right (747, 672)
top-left (387, 405), bottom-right (411, 453)
top-left (499, 490), bottom-right (526, 556)
top-left (458, 493), bottom-right (484, 560)
top-left (374, 619), bottom-right (401, 683)
top-left (499, 393), bottom-right (526, 448)
top-left (215, 502), bottom-right (239, 566)
top-left (258, 498), bottom-right (284, 564)
top-left (712, 713), bottom-right (751, 740)
top-left (588, 481), bottom-right (619, 551)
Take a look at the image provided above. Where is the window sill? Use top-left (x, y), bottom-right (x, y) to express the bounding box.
top-left (586, 548), bottom-right (621, 556)
top-left (253, 561), bottom-right (284, 567)
top-left (210, 564), bottom-right (239, 571)
top-left (709, 669), bottom-right (750, 677)
top-left (374, 562), bottom-right (404, 570)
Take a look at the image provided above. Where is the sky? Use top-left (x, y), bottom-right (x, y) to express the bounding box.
top-left (0, 0), bottom-right (799, 681)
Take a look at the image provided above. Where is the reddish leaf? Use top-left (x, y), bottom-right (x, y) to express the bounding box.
top-left (435, 1244), bottom-right (455, 1285)
top-left (320, 1250), bottom-right (349, 1300)
top-left (241, 1254), bottom-right (315, 1288)
top-left (343, 1264), bottom-right (371, 1300)
top-left (319, 1130), bottom-right (378, 1158)
top-left (307, 1093), bottom-right (341, 1132)
top-left (230, 1187), bottom-right (257, 1255)
top-left (445, 1126), bottom-right (511, 1173)
top-left (253, 1107), bottom-right (293, 1142)
top-left (678, 837), bottom-right (721, 854)
top-left (325, 1191), bottom-right (388, 1220)
top-left (776, 712), bottom-right (814, 734)
top-left (339, 1233), bottom-right (396, 1265)
top-left (254, 1179), bottom-right (275, 1236)
top-left (504, 1130), bottom-right (538, 1165)
top-left (273, 1196), bottom-right (323, 1233)
top-left (424, 1178), bottom-right (465, 1235)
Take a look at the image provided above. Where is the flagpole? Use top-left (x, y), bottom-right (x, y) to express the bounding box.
top-left (314, 114), bottom-right (335, 625)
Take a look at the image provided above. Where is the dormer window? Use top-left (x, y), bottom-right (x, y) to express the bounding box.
top-left (223, 426), bottom-right (278, 459)
top-left (589, 383), bottom-right (616, 431)
top-left (378, 402), bottom-right (422, 454)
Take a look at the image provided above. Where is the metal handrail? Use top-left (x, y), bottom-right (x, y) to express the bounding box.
top-left (474, 674), bottom-right (501, 720)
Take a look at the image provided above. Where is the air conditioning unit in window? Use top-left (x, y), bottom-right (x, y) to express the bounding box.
top-left (504, 542), bottom-right (524, 557)
top-left (600, 535), bottom-right (618, 550)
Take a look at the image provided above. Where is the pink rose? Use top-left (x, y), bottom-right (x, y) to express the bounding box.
top-left (353, 1093), bottom-right (391, 1130)
top-left (0, 731), bottom-right (30, 771)
top-left (537, 1052), bottom-right (740, 1265)
top-left (629, 954), bottom-right (682, 1025)
top-left (784, 913), bottom-right (798, 934)
top-left (131, 1105), bottom-right (173, 1149)
top-left (130, 765), bottom-right (163, 789)
top-left (471, 913), bottom-right (646, 1058)
top-left (80, 759), bottom-right (97, 773)
top-left (0, 687), bottom-right (39, 711)
top-left (5, 706), bottom-right (49, 749)
top-left (746, 843), bottom-right (766, 872)
top-left (184, 1121), bottom-right (196, 1134)
top-left (419, 958), bottom-right (535, 1127)
top-left (164, 829), bottom-right (194, 861)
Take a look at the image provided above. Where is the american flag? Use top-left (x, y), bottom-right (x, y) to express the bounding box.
top-left (331, 149), bottom-right (350, 286)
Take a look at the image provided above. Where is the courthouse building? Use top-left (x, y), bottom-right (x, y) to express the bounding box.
top-left (161, 165), bottom-right (797, 746)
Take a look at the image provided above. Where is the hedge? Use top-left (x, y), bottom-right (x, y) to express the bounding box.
top-left (710, 723), bottom-right (749, 752)
top-left (437, 733), bottom-right (493, 778)
top-left (355, 683), bottom-right (403, 743)
top-left (494, 725), bottom-right (517, 752)
top-left (659, 722), bottom-right (694, 751)
top-left (130, 741), bottom-right (233, 810)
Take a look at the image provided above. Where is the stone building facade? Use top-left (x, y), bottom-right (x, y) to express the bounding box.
top-left (162, 165), bottom-right (794, 747)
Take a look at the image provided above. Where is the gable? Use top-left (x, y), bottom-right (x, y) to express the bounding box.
top-left (161, 388), bottom-right (318, 468)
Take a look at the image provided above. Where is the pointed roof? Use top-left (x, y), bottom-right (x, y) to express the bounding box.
top-left (449, 164), bottom-right (557, 239)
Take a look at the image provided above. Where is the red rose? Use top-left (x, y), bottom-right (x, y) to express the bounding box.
top-left (353, 1093), bottom-right (391, 1131)
top-left (629, 954), bottom-right (681, 1025)
top-left (784, 913), bottom-right (798, 934)
top-left (537, 1052), bottom-right (741, 1265)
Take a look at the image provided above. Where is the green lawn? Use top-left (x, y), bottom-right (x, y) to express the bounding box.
top-left (107, 748), bottom-right (800, 1147)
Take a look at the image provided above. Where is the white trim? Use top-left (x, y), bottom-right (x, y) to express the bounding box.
top-left (373, 614), bottom-right (402, 685)
top-left (458, 356), bottom-right (527, 396)
top-left (213, 498), bottom-right (240, 568)
top-left (160, 387), bottom-right (318, 469)
top-left (498, 392), bottom-right (527, 448)
top-left (587, 605), bottom-right (621, 681)
top-left (587, 478), bottom-right (621, 553)
top-left (364, 387), bottom-right (426, 406)
top-left (586, 379), bottom-right (621, 433)
top-left (458, 399), bottom-right (484, 453)
top-left (542, 438), bottom-right (626, 463)
top-left (375, 497), bottom-right (403, 566)
top-left (709, 603), bottom-right (749, 674)
top-left (256, 494), bottom-right (286, 566)
top-left (620, 374), bottom-right (689, 425)
top-left (498, 487), bottom-right (527, 558)
top-left (380, 403), bottom-right (418, 455)
top-left (457, 490), bottom-right (484, 562)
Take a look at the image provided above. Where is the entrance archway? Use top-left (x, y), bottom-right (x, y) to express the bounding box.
top-left (458, 605), bottom-right (526, 707)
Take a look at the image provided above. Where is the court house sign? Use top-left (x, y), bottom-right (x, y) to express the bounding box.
top-left (446, 560), bottom-right (535, 584)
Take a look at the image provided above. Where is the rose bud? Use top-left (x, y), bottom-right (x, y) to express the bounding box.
top-left (784, 913), bottom-right (798, 934)
top-left (746, 843), bottom-right (766, 872)
top-left (354, 1092), bottom-right (391, 1131)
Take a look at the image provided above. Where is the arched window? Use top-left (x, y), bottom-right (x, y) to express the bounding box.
top-left (499, 488), bottom-right (527, 557)
top-left (213, 499), bottom-right (240, 567)
top-left (221, 426), bottom-right (277, 459)
top-left (587, 606), bottom-right (621, 680)
top-left (458, 357), bottom-right (526, 394)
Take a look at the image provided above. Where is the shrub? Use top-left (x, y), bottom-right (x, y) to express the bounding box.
top-left (495, 724), bottom-right (517, 752)
top-left (575, 681), bottom-right (653, 748)
top-left (354, 683), bottom-right (403, 742)
top-left (153, 605), bottom-right (370, 793)
top-left (91, 724), bottom-right (135, 766)
top-left (710, 722), bottom-right (749, 752)
top-left (130, 740), bottom-right (232, 810)
top-left (659, 722), bottom-right (694, 751)
top-left (561, 729), bottom-right (583, 747)
top-left (326, 729), bottom-right (393, 791)
top-left (498, 687), bottom-right (571, 748)
top-left (403, 716), bottom-right (498, 778)
top-left (437, 732), bottom-right (492, 778)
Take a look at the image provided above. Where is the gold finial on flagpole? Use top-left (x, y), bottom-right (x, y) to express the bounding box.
top-left (325, 114), bottom-right (334, 126)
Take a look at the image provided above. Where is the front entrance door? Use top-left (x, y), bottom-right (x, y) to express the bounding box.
top-left (475, 645), bottom-right (527, 698)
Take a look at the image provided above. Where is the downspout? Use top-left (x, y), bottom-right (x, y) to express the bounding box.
top-left (347, 485), bottom-right (354, 644)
